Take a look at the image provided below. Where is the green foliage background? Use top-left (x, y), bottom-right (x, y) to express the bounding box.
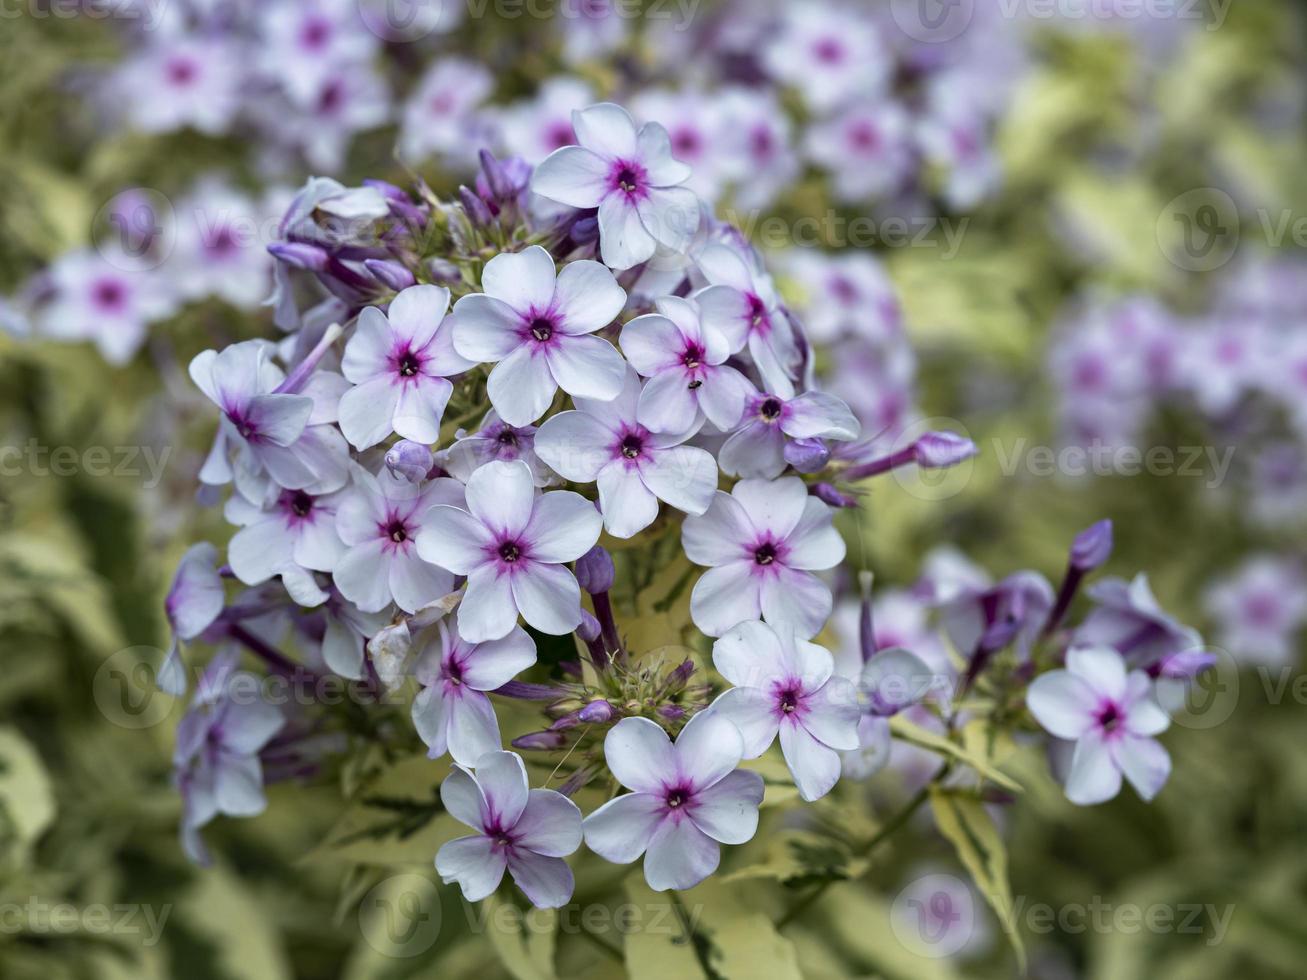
top-left (1, 2), bottom-right (1305, 978)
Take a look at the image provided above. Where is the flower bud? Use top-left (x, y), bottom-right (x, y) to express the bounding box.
top-left (426, 258), bottom-right (462, 285)
top-left (267, 242), bottom-right (329, 272)
top-left (364, 258), bottom-right (416, 292)
top-left (812, 482), bottom-right (859, 508)
top-left (578, 699), bottom-right (615, 723)
top-left (569, 215), bottom-right (600, 245)
top-left (656, 704), bottom-right (687, 722)
top-left (577, 610), bottom-right (602, 643)
top-left (385, 441), bottom-right (434, 484)
top-left (512, 730), bottom-right (568, 751)
top-left (913, 431), bottom-right (977, 469)
top-left (575, 545), bottom-right (615, 594)
top-left (1070, 519), bottom-right (1113, 572)
top-left (784, 437), bottom-right (831, 474)
top-left (458, 185), bottom-right (494, 227)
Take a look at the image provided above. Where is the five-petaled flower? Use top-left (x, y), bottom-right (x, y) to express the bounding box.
top-left (719, 384), bottom-right (860, 480)
top-left (582, 713), bottom-right (764, 891)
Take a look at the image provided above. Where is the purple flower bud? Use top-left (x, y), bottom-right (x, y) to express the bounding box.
top-left (656, 704), bottom-right (687, 722)
top-left (669, 660), bottom-right (695, 686)
top-left (1070, 520), bottom-right (1114, 572)
top-left (913, 431), bottom-right (978, 469)
top-left (268, 242), bottom-right (329, 272)
top-left (362, 179), bottom-right (409, 204)
top-left (478, 149), bottom-right (517, 203)
top-left (569, 215), bottom-right (600, 245)
top-left (575, 545), bottom-right (615, 595)
top-left (577, 610), bottom-right (602, 643)
top-left (812, 482), bottom-right (860, 508)
top-left (784, 437), bottom-right (831, 474)
top-left (363, 258), bottom-right (416, 292)
top-left (426, 258), bottom-right (462, 285)
top-left (1155, 649), bottom-right (1217, 680)
top-left (385, 441), bottom-right (434, 484)
top-left (512, 730), bottom-right (568, 751)
top-left (578, 699), bottom-right (615, 723)
top-left (458, 185), bottom-right (494, 227)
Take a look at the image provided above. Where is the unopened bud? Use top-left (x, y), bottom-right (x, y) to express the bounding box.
top-left (385, 441), bottom-right (434, 484)
top-left (1070, 519), bottom-right (1113, 572)
top-left (578, 699), bottom-right (615, 723)
top-left (364, 258), bottom-right (416, 291)
top-left (575, 545), bottom-right (615, 594)
top-left (512, 730), bottom-right (568, 751)
top-left (784, 437), bottom-right (831, 474)
top-left (913, 431), bottom-right (977, 469)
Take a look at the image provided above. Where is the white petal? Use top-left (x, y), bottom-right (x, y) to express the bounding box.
top-left (553, 260), bottom-right (627, 335)
top-left (690, 563), bottom-right (763, 638)
top-left (333, 540), bottom-right (393, 613)
top-left (339, 377), bottom-right (401, 450)
top-left (214, 755), bottom-right (267, 816)
top-left (436, 836), bottom-right (507, 902)
top-left (480, 246), bottom-right (558, 315)
top-left (732, 477), bottom-right (809, 539)
top-left (697, 366), bottom-right (753, 431)
top-left (445, 690), bottom-right (503, 766)
top-left (1065, 731), bottom-right (1123, 805)
top-left (636, 121), bottom-right (693, 186)
top-left (706, 687), bottom-right (778, 759)
top-left (533, 412), bottom-right (611, 482)
top-left (583, 792), bottom-right (664, 863)
top-left (530, 145), bottom-right (610, 208)
top-left (682, 493), bottom-right (752, 566)
top-left (603, 717), bottom-right (676, 794)
top-left (546, 335), bottom-right (627, 402)
top-left (598, 195), bottom-right (657, 270)
top-left (416, 505), bottom-right (492, 576)
top-left (451, 294), bottom-right (524, 362)
top-left (674, 710), bottom-right (744, 791)
top-left (488, 346), bottom-right (557, 426)
top-left (573, 102), bottom-right (638, 159)
top-left (643, 818), bottom-right (719, 892)
top-left (760, 567), bottom-right (833, 640)
top-left (619, 313), bottom-right (684, 374)
top-left (459, 626), bottom-right (537, 691)
top-left (784, 498), bottom-right (846, 571)
top-left (472, 750), bottom-right (531, 826)
top-left (689, 769), bottom-right (764, 845)
top-left (1067, 646), bottom-right (1129, 701)
top-left (636, 187), bottom-right (701, 252)
top-left (412, 686), bottom-right (450, 759)
top-left (597, 465), bottom-right (659, 539)
top-left (1026, 671), bottom-right (1097, 740)
top-left (393, 377), bottom-right (454, 445)
top-left (511, 561), bottom-right (583, 635)
top-left (388, 550), bottom-right (456, 615)
top-left (643, 445), bottom-right (718, 516)
top-left (802, 677), bottom-right (862, 751)
top-left (779, 722), bottom-right (843, 802)
top-left (718, 423), bottom-right (786, 479)
top-left (386, 284), bottom-right (452, 350)
top-left (525, 490), bottom-right (603, 562)
top-left (465, 459), bottom-right (536, 538)
top-left (458, 566), bottom-right (518, 642)
top-left (440, 764), bottom-right (489, 829)
top-left (341, 306), bottom-right (393, 382)
top-left (1114, 735), bottom-right (1171, 802)
top-left (784, 391), bottom-right (860, 440)
top-left (507, 852), bottom-right (575, 909)
top-left (712, 620), bottom-right (787, 688)
top-left (514, 790), bottom-right (583, 857)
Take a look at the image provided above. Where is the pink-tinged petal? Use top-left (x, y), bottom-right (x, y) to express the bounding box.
top-left (603, 717), bottom-right (676, 794)
top-left (706, 688), bottom-right (778, 759)
top-left (445, 690), bottom-right (503, 766)
top-left (693, 284), bottom-right (751, 352)
top-left (436, 836), bottom-right (507, 902)
top-left (473, 750), bottom-right (530, 826)
top-left (480, 246), bottom-right (558, 316)
top-left (412, 685), bottom-right (449, 759)
top-left (690, 563), bottom-right (763, 638)
top-left (507, 852), bottom-right (575, 909)
top-left (1114, 735), bottom-right (1171, 802)
top-left (466, 460), bottom-right (536, 537)
top-left (636, 370), bottom-right (702, 436)
top-left (718, 423), bottom-right (786, 479)
top-left (597, 465), bottom-right (659, 539)
top-left (643, 818), bottom-right (719, 892)
top-left (416, 505), bottom-right (493, 576)
top-left (697, 366), bottom-right (753, 431)
top-left (636, 187), bottom-right (700, 253)
top-left (531, 145), bottom-right (610, 208)
top-left (779, 722), bottom-right (843, 802)
top-left (598, 195), bottom-right (657, 270)
top-left (228, 520), bottom-right (297, 585)
top-left (783, 391), bottom-right (860, 441)
top-left (458, 566), bottom-right (518, 642)
top-left (696, 244), bottom-right (754, 292)
top-left (247, 394), bottom-right (313, 447)
top-left (732, 477), bottom-right (809, 539)
top-left (168, 543), bottom-right (225, 640)
top-left (583, 792), bottom-right (664, 863)
top-left (546, 334), bottom-right (626, 402)
top-left (690, 769), bottom-right (764, 845)
top-left (553, 260), bottom-right (627, 335)
top-left (572, 102), bottom-right (638, 159)
top-left (386, 284), bottom-right (451, 350)
top-left (339, 376), bottom-right (402, 450)
top-left (525, 490), bottom-right (603, 562)
top-left (513, 790), bottom-right (583, 857)
top-left (451, 294), bottom-right (525, 363)
top-left (642, 445), bottom-right (717, 517)
top-left (333, 539), bottom-right (393, 613)
top-left (784, 498), bottom-right (846, 571)
top-left (459, 626), bottom-right (537, 690)
top-left (1067, 646), bottom-right (1129, 701)
top-left (533, 412), bottom-right (612, 482)
top-left (388, 550), bottom-right (456, 615)
top-left (393, 377), bottom-right (454, 445)
top-left (1026, 671), bottom-right (1097, 740)
top-left (341, 306), bottom-right (393, 382)
top-left (511, 561), bottom-right (583, 635)
top-left (682, 492), bottom-right (753, 566)
top-left (712, 620), bottom-right (788, 688)
top-left (674, 710), bottom-right (744, 791)
top-left (1065, 730), bottom-right (1123, 805)
top-left (759, 567), bottom-right (832, 640)
top-left (619, 314), bottom-right (684, 374)
top-left (488, 346), bottom-right (557, 426)
top-left (802, 677), bottom-right (862, 751)
top-left (636, 121), bottom-right (693, 186)
top-left (440, 764), bottom-right (489, 830)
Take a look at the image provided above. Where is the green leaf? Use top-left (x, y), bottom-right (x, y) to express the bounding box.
top-left (0, 727), bottom-right (56, 867)
top-left (482, 893), bottom-right (558, 980)
top-left (721, 830), bottom-right (869, 890)
top-left (621, 876), bottom-right (708, 980)
top-left (890, 716), bottom-right (1022, 793)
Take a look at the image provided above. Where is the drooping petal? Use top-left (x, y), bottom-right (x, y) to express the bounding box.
top-left (459, 626), bottom-right (537, 691)
top-left (643, 818), bottom-right (719, 892)
top-left (436, 836), bottom-right (507, 902)
top-left (1064, 730), bottom-right (1123, 805)
top-left (511, 561), bottom-right (583, 635)
top-left (779, 722), bottom-right (843, 802)
top-left (507, 851), bottom-right (575, 909)
top-left (514, 790), bottom-right (583, 857)
top-left (1114, 735), bottom-right (1171, 802)
top-left (598, 195), bottom-right (657, 270)
top-left (689, 769), bottom-right (764, 845)
top-left (603, 717), bottom-right (676, 794)
top-left (597, 465), bottom-right (660, 539)
top-left (445, 690), bottom-right (503, 767)
top-left (393, 377), bottom-right (454, 445)
top-left (213, 754), bottom-right (267, 816)
top-left (458, 566), bottom-right (518, 642)
top-left (333, 539), bottom-right (393, 613)
top-left (487, 346), bottom-right (557, 427)
top-left (440, 764), bottom-right (488, 830)
top-left (388, 550), bottom-right (456, 615)
top-left (412, 685), bottom-right (450, 760)
top-left (472, 751), bottom-right (531, 827)
top-left (582, 792), bottom-right (664, 863)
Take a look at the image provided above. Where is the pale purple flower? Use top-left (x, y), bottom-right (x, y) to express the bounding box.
top-left (174, 650), bottom-right (285, 865)
top-left (531, 103), bottom-right (701, 270)
top-left (172, 183), bottom-right (271, 310)
top-left (804, 100), bottom-right (915, 204)
top-left (37, 248), bottom-right (176, 365)
top-left (496, 77), bottom-right (594, 165)
top-left (436, 751), bottom-right (582, 908)
top-left (161, 542), bottom-right (226, 695)
top-left (558, 0), bottom-right (628, 62)
top-left (385, 440), bottom-right (435, 485)
top-left (783, 249), bottom-right (900, 346)
top-left (272, 64), bottom-right (390, 173)
top-left (333, 465), bottom-right (464, 614)
top-left (682, 477), bottom-right (846, 638)
top-left (631, 89), bottom-right (730, 203)
top-left (1076, 574), bottom-right (1204, 672)
top-left (1203, 556), bottom-right (1307, 668)
top-left (223, 487), bottom-right (347, 603)
top-left (582, 713), bottom-right (764, 892)
top-left (412, 615), bottom-right (537, 765)
top-left (619, 296), bottom-right (753, 435)
top-left (937, 570), bottom-right (1055, 660)
top-left (189, 341), bottom-right (350, 501)
top-left (417, 460), bottom-right (602, 642)
top-left (534, 368), bottom-right (718, 538)
top-left (694, 241), bottom-right (799, 392)
top-left (719, 386), bottom-right (860, 480)
top-left (318, 591), bottom-right (390, 680)
top-left (1178, 319), bottom-right (1268, 418)
top-left (338, 285), bottom-right (473, 449)
top-left (115, 36), bottom-right (243, 136)
top-left (1027, 646), bottom-right (1171, 806)
top-left (761, 1), bottom-right (890, 111)
top-left (257, 0), bottom-right (378, 103)
top-left (709, 621), bottom-right (860, 801)
top-left (714, 88), bottom-right (798, 212)
top-left (399, 58), bottom-right (495, 168)
top-left (916, 78), bottom-right (1002, 210)
top-left (835, 646), bottom-right (941, 781)
top-left (450, 246), bottom-right (627, 425)
top-left (439, 409), bottom-right (554, 487)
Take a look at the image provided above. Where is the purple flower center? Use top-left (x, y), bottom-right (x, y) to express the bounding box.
top-left (672, 127), bottom-right (701, 158)
top-left (92, 277), bottom-right (127, 313)
top-left (830, 275), bottom-right (858, 304)
top-left (1243, 593), bottom-right (1280, 627)
top-left (746, 293), bottom-right (770, 333)
top-left (300, 15), bottom-right (332, 50)
top-left (496, 429), bottom-right (519, 448)
top-left (529, 317), bottom-right (554, 343)
top-left (754, 542), bottom-right (778, 566)
top-left (206, 225), bottom-right (238, 256)
top-left (165, 57), bottom-right (198, 86)
top-left (759, 398), bottom-right (783, 423)
top-left (609, 160), bottom-right (648, 199)
top-left (813, 37), bottom-right (845, 64)
top-left (287, 490), bottom-right (314, 519)
top-left (620, 433), bottom-right (643, 459)
top-left (318, 80), bottom-right (344, 115)
top-left (394, 346), bottom-right (424, 378)
top-left (848, 121), bottom-right (880, 152)
top-left (386, 519), bottom-right (410, 543)
top-left (545, 120), bottom-right (575, 149)
top-left (777, 685), bottom-right (801, 714)
top-left (750, 126), bottom-right (775, 159)
top-left (665, 786), bottom-right (690, 809)
top-left (499, 541), bottom-right (523, 563)
top-left (1097, 702), bottom-right (1121, 732)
